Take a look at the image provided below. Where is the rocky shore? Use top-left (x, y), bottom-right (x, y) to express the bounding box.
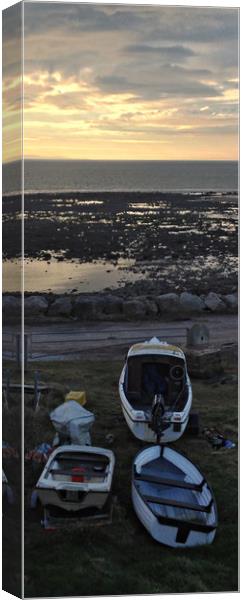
top-left (3, 289), bottom-right (238, 323)
top-left (2, 191), bottom-right (238, 296)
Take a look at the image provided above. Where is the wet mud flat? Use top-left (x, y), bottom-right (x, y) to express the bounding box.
top-left (2, 191), bottom-right (238, 295)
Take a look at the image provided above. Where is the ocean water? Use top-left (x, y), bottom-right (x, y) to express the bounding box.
top-left (3, 159), bottom-right (238, 195)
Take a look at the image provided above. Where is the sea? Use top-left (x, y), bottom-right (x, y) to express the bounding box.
top-left (3, 159), bottom-right (239, 195)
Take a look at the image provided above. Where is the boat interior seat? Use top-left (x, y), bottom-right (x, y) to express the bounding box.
top-left (126, 357), bottom-right (186, 409)
top-left (127, 391), bottom-right (141, 403)
top-left (127, 391), bottom-right (150, 408)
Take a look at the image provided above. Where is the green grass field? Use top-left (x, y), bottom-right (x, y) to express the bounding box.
top-left (3, 359), bottom-right (238, 596)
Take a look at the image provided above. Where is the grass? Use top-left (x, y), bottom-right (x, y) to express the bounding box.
top-left (2, 358), bottom-right (238, 597)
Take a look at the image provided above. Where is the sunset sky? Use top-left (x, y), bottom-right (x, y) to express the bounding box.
top-left (3, 2), bottom-right (239, 162)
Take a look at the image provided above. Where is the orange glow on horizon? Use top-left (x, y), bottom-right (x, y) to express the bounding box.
top-left (2, 4), bottom-right (239, 163)
top-left (19, 70), bottom-right (239, 162)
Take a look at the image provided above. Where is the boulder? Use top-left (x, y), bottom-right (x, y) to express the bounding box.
top-left (185, 348), bottom-right (224, 379)
top-left (157, 293), bottom-right (180, 315)
top-left (73, 295), bottom-right (106, 320)
top-left (180, 292), bottom-right (205, 313)
top-left (102, 295), bottom-right (123, 317)
top-left (92, 296), bottom-right (107, 319)
top-left (224, 293), bottom-right (238, 310)
top-left (204, 292), bottom-right (226, 312)
top-left (48, 297), bottom-right (72, 317)
top-left (24, 295), bottom-right (48, 315)
top-left (2, 295), bottom-right (21, 319)
top-left (123, 299), bottom-right (146, 319)
top-left (145, 299), bottom-right (159, 317)
top-left (74, 296), bottom-right (96, 320)
top-left (220, 342), bottom-right (238, 370)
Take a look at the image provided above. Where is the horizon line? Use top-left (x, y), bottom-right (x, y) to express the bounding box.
top-left (3, 158), bottom-right (239, 165)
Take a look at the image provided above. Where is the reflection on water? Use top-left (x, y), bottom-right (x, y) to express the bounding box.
top-left (3, 258), bottom-right (141, 293)
top-left (129, 202), bottom-right (163, 210)
top-left (3, 250), bottom-right (238, 294)
top-left (2, 259), bottom-right (22, 292)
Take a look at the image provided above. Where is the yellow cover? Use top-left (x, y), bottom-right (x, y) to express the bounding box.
top-left (65, 391), bottom-right (87, 406)
top-left (131, 343), bottom-right (180, 353)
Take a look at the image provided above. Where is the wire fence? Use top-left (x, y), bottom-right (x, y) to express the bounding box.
top-left (2, 325), bottom-right (188, 363)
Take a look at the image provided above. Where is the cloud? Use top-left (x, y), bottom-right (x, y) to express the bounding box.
top-left (23, 2), bottom-right (146, 35)
top-left (146, 7), bottom-right (238, 43)
top-left (124, 44), bottom-right (196, 60)
top-left (2, 2), bottom-right (239, 161)
top-left (21, 3), bottom-right (239, 98)
top-left (96, 63), bottom-right (221, 100)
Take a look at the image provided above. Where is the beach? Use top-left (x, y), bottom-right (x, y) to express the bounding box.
top-left (2, 191), bottom-right (238, 296)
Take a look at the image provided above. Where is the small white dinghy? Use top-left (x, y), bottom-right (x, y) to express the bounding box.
top-left (119, 338), bottom-right (192, 443)
top-left (132, 445), bottom-right (217, 548)
top-left (35, 445), bottom-right (115, 519)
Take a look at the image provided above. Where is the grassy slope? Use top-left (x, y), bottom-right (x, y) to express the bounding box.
top-left (3, 360), bottom-right (238, 596)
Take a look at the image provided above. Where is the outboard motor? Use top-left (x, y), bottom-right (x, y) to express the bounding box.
top-left (150, 394), bottom-right (166, 442)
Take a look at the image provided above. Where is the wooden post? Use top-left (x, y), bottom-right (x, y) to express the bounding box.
top-left (24, 334), bottom-right (28, 370)
top-left (15, 334), bottom-right (29, 369)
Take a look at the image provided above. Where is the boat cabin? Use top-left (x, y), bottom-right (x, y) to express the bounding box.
top-left (124, 353), bottom-right (188, 412)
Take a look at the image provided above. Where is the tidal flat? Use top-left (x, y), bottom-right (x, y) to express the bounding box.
top-left (2, 191), bottom-right (238, 295)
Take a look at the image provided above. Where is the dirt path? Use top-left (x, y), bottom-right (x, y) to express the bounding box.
top-left (3, 314), bottom-right (238, 361)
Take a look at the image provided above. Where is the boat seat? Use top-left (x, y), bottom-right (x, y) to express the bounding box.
top-left (142, 492), bottom-right (213, 513)
top-left (50, 467), bottom-right (106, 476)
top-left (156, 514), bottom-right (216, 538)
top-left (57, 455), bottom-right (108, 464)
top-left (135, 471), bottom-right (205, 492)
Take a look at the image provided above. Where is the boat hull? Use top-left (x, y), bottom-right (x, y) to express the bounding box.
top-left (37, 488), bottom-right (109, 512)
top-left (119, 363), bottom-right (192, 443)
top-left (132, 445), bottom-right (217, 548)
top-left (121, 402), bottom-right (189, 443)
top-left (35, 445), bottom-right (115, 514)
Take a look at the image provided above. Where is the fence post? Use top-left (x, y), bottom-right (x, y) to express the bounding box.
top-left (15, 334), bottom-right (29, 369)
top-left (24, 334), bottom-right (29, 370)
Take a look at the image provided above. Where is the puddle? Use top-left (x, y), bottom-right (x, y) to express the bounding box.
top-left (3, 258), bottom-right (141, 293)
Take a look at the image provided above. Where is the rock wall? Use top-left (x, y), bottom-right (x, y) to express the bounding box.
top-left (3, 290), bottom-right (238, 323)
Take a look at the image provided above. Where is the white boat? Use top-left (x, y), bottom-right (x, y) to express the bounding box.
top-left (119, 337), bottom-right (192, 443)
top-left (35, 445), bottom-right (115, 516)
top-left (132, 445), bottom-right (218, 548)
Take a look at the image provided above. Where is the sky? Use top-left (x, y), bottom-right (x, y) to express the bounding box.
top-left (2, 1), bottom-right (239, 162)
